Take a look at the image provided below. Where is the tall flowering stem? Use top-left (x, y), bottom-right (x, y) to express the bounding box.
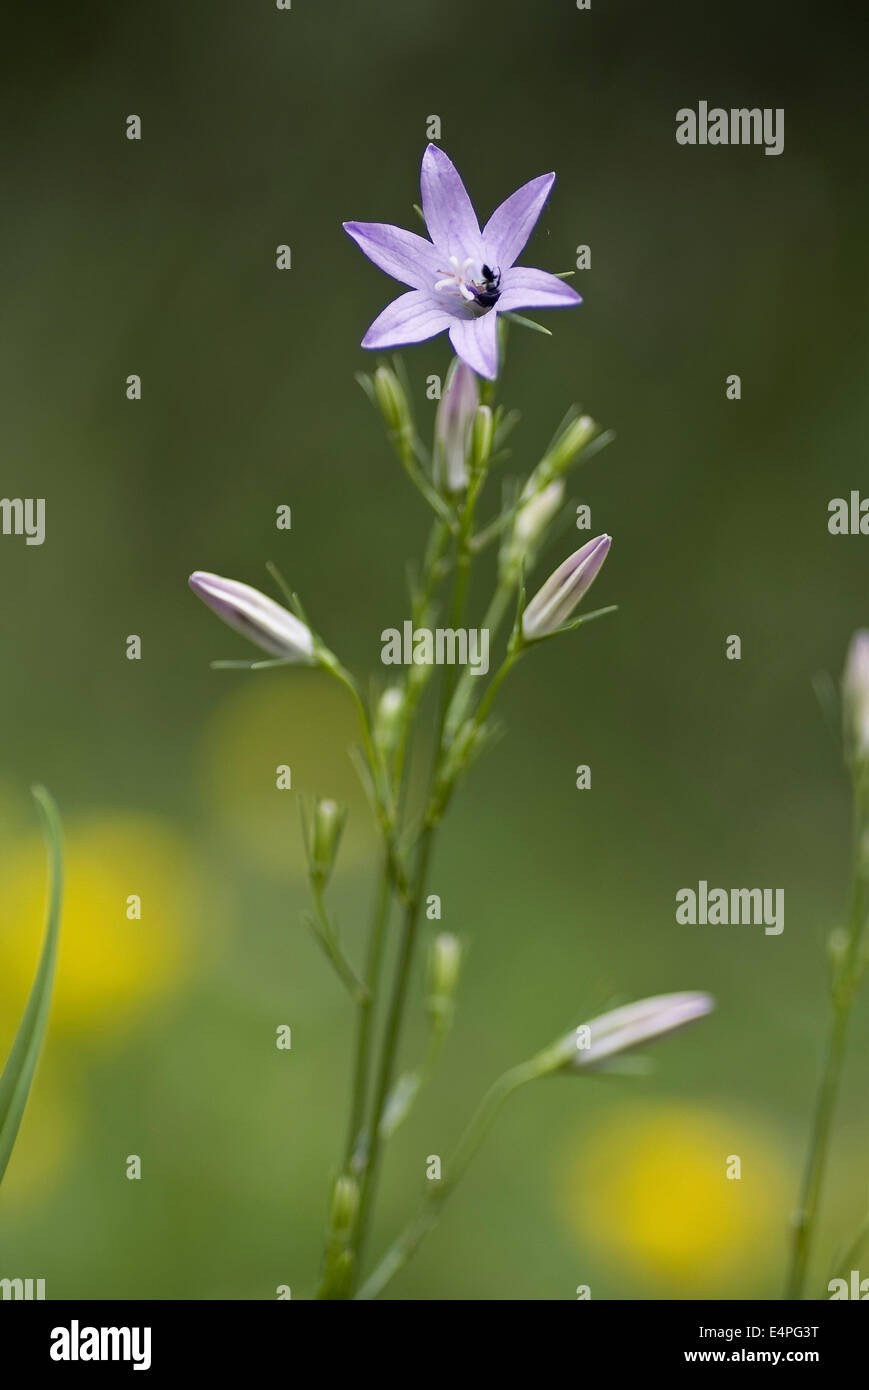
top-left (188, 144), bottom-right (712, 1301)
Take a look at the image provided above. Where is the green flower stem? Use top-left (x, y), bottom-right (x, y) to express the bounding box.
top-left (351, 506), bottom-right (496, 1221)
top-left (443, 577), bottom-right (516, 741)
top-left (321, 657), bottom-right (389, 822)
top-left (351, 487), bottom-right (485, 1278)
top-left (786, 1011), bottom-right (852, 1300)
top-left (429, 647), bottom-right (523, 828)
top-left (427, 452), bottom-right (487, 751)
top-left (785, 779), bottom-right (869, 1299)
top-left (391, 421), bottom-right (454, 523)
top-left (350, 496), bottom-right (484, 1248)
top-left (307, 880), bottom-right (368, 1004)
top-left (392, 518), bottom-right (452, 806)
top-left (323, 512), bottom-right (457, 1298)
top-left (323, 650), bottom-right (412, 896)
top-left (350, 824), bottom-right (437, 1285)
top-left (344, 853), bottom-right (393, 1170)
top-left (471, 646), bottom-right (523, 733)
top-left (376, 974), bottom-right (459, 1146)
top-left (356, 1060), bottom-right (538, 1300)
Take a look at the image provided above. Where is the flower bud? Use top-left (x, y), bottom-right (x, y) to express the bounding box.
top-left (542, 413), bottom-right (597, 480)
top-left (534, 992), bottom-right (714, 1076)
top-left (374, 685), bottom-right (406, 762)
top-left (427, 932), bottom-right (462, 1023)
top-left (515, 480), bottom-right (564, 547)
top-left (434, 358), bottom-right (478, 493)
top-left (471, 404), bottom-right (494, 474)
top-left (521, 534), bottom-right (611, 642)
top-left (189, 571), bottom-right (315, 662)
top-left (843, 630), bottom-right (869, 769)
top-left (373, 365), bottom-right (412, 437)
top-left (311, 797), bottom-right (347, 882)
top-left (329, 1174), bottom-right (360, 1233)
top-left (502, 479), bottom-right (565, 576)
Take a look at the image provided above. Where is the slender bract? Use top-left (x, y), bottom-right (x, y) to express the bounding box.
top-left (0, 786), bottom-right (64, 1187)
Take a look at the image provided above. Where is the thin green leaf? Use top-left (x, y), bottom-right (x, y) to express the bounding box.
top-left (502, 312), bottom-right (552, 336)
top-left (0, 786), bottom-right (63, 1187)
top-left (492, 408), bottom-right (521, 451)
top-left (812, 670), bottom-right (840, 747)
top-left (355, 372), bottom-right (376, 407)
top-left (379, 1071), bottom-right (422, 1140)
top-left (555, 603), bottom-right (619, 636)
top-left (302, 913), bottom-right (368, 1003)
top-left (210, 657), bottom-right (295, 670)
top-left (828, 1210), bottom-right (869, 1285)
top-left (265, 560), bottom-right (297, 611)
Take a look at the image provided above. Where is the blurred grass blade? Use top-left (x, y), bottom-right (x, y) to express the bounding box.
top-left (812, 669), bottom-right (840, 747)
top-left (0, 785), bottom-right (63, 1187)
top-left (829, 1209), bottom-right (869, 1285)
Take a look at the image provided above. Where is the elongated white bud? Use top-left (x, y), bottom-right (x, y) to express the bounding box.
top-left (521, 534), bottom-right (611, 641)
top-left (549, 992), bottom-right (715, 1072)
top-left (434, 358), bottom-right (479, 493)
top-left (189, 571), bottom-right (315, 662)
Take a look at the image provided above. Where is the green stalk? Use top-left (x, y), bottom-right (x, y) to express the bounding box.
top-left (343, 855), bottom-right (393, 1170)
top-left (785, 780), bottom-right (868, 1298)
top-left (443, 577), bottom-right (515, 741)
top-left (350, 497), bottom-right (481, 1286)
top-left (319, 514), bottom-right (454, 1298)
top-left (350, 825), bottom-right (436, 1283)
top-left (0, 787), bottom-right (64, 1187)
top-left (356, 1061), bottom-right (537, 1300)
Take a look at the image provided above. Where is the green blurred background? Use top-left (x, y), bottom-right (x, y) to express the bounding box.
top-left (1, 0), bottom-right (868, 1299)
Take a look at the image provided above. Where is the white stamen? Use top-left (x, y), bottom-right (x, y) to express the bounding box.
top-left (434, 254), bottom-right (482, 302)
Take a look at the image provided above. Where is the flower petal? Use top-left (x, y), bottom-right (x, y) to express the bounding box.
top-left (497, 266), bottom-right (582, 312)
top-left (343, 221), bottom-right (440, 290)
top-left (448, 313), bottom-right (499, 380)
top-left (361, 290), bottom-right (453, 349)
top-left (420, 144), bottom-right (482, 259)
top-left (482, 173), bottom-right (555, 269)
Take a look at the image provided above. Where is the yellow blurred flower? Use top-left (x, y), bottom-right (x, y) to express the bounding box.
top-left (198, 672), bottom-right (378, 875)
top-left (0, 813), bottom-right (195, 1043)
top-left (560, 1102), bottom-right (790, 1293)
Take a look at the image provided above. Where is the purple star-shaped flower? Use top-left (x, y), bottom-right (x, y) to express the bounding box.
top-left (343, 145), bottom-right (581, 380)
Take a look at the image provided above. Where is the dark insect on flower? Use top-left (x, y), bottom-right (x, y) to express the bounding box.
top-left (471, 264), bottom-right (502, 309)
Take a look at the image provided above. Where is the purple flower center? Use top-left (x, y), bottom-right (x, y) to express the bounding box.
top-left (434, 255), bottom-right (501, 313)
